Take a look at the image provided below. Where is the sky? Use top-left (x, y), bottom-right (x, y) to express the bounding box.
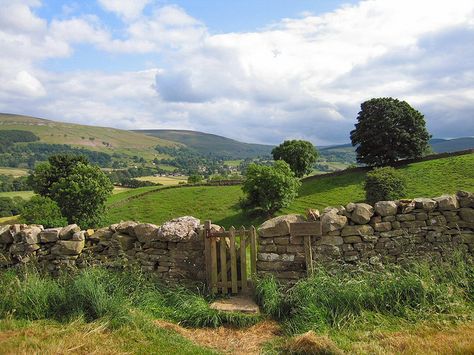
top-left (0, 0), bottom-right (473, 145)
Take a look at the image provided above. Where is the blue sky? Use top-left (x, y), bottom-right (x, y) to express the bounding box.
top-left (0, 0), bottom-right (473, 145)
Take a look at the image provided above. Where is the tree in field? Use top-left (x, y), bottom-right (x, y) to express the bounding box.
top-left (21, 196), bottom-right (68, 228)
top-left (350, 98), bottom-right (431, 166)
top-left (271, 140), bottom-right (318, 178)
top-left (241, 160), bottom-right (301, 216)
top-left (29, 154), bottom-right (113, 228)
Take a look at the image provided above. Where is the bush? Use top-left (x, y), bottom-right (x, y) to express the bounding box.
top-left (20, 196), bottom-right (68, 227)
top-left (364, 166), bottom-right (406, 204)
top-left (241, 161), bottom-right (301, 216)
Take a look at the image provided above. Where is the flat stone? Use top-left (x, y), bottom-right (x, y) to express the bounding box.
top-left (414, 198), bottom-right (437, 211)
top-left (40, 228), bottom-right (61, 243)
top-left (321, 211), bottom-right (347, 233)
top-left (60, 224), bottom-right (80, 240)
top-left (157, 216), bottom-right (200, 242)
top-left (0, 225), bottom-right (13, 244)
top-left (434, 195), bottom-right (459, 210)
top-left (258, 214), bottom-right (305, 237)
top-left (374, 201), bottom-right (397, 216)
top-left (341, 225), bottom-right (374, 237)
top-left (115, 221), bottom-right (138, 236)
top-left (459, 208), bottom-right (474, 223)
top-left (457, 191), bottom-right (474, 208)
top-left (350, 203), bottom-right (374, 224)
top-left (210, 296), bottom-right (260, 314)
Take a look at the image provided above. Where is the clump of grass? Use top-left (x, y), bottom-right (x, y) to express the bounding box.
top-left (256, 254), bottom-right (474, 335)
top-left (0, 265), bottom-right (259, 330)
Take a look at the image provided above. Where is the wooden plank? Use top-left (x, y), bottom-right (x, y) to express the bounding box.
top-left (219, 236), bottom-right (228, 294)
top-left (208, 230), bottom-right (232, 238)
top-left (204, 220), bottom-right (211, 286)
top-left (250, 226), bottom-right (257, 277)
top-left (290, 222), bottom-right (322, 237)
top-left (304, 235), bottom-right (314, 276)
top-left (210, 235), bottom-right (218, 294)
top-left (240, 227), bottom-right (247, 293)
top-left (229, 227), bottom-right (238, 294)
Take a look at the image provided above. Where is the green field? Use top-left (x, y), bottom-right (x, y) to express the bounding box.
top-left (137, 175), bottom-right (187, 185)
top-left (106, 154), bottom-right (474, 228)
top-left (0, 167), bottom-right (29, 177)
top-left (0, 191), bottom-right (35, 199)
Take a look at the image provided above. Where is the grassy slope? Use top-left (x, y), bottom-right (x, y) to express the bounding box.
top-left (137, 175), bottom-right (188, 185)
top-left (0, 167), bottom-right (29, 177)
top-left (106, 154), bottom-right (474, 228)
top-left (137, 129), bottom-right (273, 159)
top-left (0, 113), bottom-right (179, 160)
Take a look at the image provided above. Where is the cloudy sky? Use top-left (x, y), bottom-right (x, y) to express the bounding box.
top-left (0, 0), bottom-right (473, 145)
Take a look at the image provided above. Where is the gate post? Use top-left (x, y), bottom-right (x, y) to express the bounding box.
top-left (203, 220), bottom-right (212, 287)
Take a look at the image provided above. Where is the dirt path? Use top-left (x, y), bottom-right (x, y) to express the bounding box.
top-left (154, 320), bottom-right (282, 354)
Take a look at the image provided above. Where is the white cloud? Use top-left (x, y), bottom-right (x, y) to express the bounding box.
top-left (98, 0), bottom-right (151, 21)
top-left (0, 0), bottom-right (473, 145)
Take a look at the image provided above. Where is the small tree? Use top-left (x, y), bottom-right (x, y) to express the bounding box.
top-left (364, 167), bottom-right (406, 204)
top-left (188, 174), bottom-right (203, 184)
top-left (241, 160), bottom-right (301, 216)
top-left (21, 196), bottom-right (68, 228)
top-left (271, 140), bottom-right (318, 178)
top-left (350, 97), bottom-right (431, 166)
top-left (29, 154), bottom-right (113, 228)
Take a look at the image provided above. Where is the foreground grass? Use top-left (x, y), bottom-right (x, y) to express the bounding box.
top-left (256, 254), bottom-right (474, 353)
top-left (106, 154), bottom-right (474, 228)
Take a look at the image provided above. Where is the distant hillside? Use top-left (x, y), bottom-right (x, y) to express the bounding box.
top-left (0, 113), bottom-right (180, 166)
top-left (136, 129), bottom-right (273, 159)
top-left (430, 137), bottom-right (474, 153)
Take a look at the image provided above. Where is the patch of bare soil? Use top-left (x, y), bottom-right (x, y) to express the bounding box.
top-left (154, 319), bottom-right (282, 354)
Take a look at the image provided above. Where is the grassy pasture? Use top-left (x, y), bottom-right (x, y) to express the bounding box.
top-left (136, 175), bottom-right (188, 186)
top-left (0, 167), bottom-right (29, 177)
top-left (106, 154), bottom-right (474, 228)
top-left (0, 191), bottom-right (35, 199)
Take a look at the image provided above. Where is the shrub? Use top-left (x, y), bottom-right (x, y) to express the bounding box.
top-left (364, 166), bottom-right (406, 204)
top-left (241, 161), bottom-right (301, 216)
top-left (20, 196), bottom-right (68, 227)
top-left (188, 174), bottom-right (203, 184)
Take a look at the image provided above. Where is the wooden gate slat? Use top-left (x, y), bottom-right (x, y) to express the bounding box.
top-left (250, 226), bottom-right (257, 277)
top-left (204, 221), bottom-right (211, 285)
top-left (210, 235), bottom-right (218, 294)
top-left (229, 226), bottom-right (238, 294)
top-left (219, 236), bottom-right (228, 294)
top-left (240, 227), bottom-right (247, 293)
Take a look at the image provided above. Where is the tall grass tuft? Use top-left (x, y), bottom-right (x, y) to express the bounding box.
top-left (256, 254), bottom-right (474, 335)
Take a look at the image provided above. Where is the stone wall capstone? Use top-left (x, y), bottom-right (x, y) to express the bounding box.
top-left (257, 191), bottom-right (474, 283)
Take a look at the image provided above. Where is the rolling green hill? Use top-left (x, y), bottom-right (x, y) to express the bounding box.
top-left (0, 113), bottom-right (180, 162)
top-left (136, 129), bottom-right (273, 159)
top-left (105, 153), bottom-right (474, 228)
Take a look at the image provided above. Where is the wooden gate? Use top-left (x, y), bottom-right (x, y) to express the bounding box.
top-left (203, 220), bottom-right (257, 295)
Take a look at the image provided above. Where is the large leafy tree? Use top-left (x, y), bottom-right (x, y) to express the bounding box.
top-left (241, 160), bottom-right (301, 216)
top-left (29, 154), bottom-right (113, 228)
top-left (272, 140), bottom-right (318, 178)
top-left (350, 98), bottom-right (431, 166)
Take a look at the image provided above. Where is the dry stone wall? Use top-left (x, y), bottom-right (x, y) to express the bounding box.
top-left (0, 216), bottom-right (206, 282)
top-left (257, 191), bottom-right (474, 283)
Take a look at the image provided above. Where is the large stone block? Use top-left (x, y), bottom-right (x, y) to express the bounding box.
top-left (373, 222), bottom-right (392, 232)
top-left (52, 240), bottom-right (85, 255)
top-left (434, 195), bottom-right (459, 210)
top-left (60, 224), bottom-right (80, 240)
top-left (321, 211), bottom-right (347, 233)
top-left (456, 191), bottom-right (474, 208)
top-left (40, 228), bottom-right (61, 243)
top-left (258, 214), bottom-right (305, 237)
top-left (0, 225), bottom-right (13, 244)
top-left (19, 227), bottom-right (42, 245)
top-left (414, 198), bottom-right (437, 211)
top-left (318, 235), bottom-right (344, 246)
top-left (341, 225), bottom-right (374, 237)
top-left (350, 203), bottom-right (374, 224)
top-left (134, 223), bottom-right (160, 243)
top-left (459, 208), bottom-right (474, 223)
top-left (115, 221), bottom-right (138, 236)
top-left (112, 232), bottom-right (136, 250)
top-left (156, 216), bottom-right (200, 242)
top-left (374, 201), bottom-right (397, 216)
